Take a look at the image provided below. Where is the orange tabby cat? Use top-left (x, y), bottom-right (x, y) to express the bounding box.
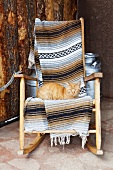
top-left (37, 82), bottom-right (81, 100)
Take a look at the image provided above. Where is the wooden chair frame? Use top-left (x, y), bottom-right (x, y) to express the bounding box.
top-left (14, 18), bottom-right (103, 155)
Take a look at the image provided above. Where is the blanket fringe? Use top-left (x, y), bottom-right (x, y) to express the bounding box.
top-left (81, 136), bottom-right (88, 149)
top-left (51, 134), bottom-right (71, 147)
top-left (50, 133), bottom-right (88, 149)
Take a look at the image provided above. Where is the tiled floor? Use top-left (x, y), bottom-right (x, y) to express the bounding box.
top-left (0, 97), bottom-right (113, 170)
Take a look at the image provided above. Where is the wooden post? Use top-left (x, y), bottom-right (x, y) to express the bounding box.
top-left (95, 78), bottom-right (101, 150)
top-left (80, 18), bottom-right (86, 78)
top-left (19, 77), bottom-right (25, 150)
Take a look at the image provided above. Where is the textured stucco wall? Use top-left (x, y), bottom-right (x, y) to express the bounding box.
top-left (78, 0), bottom-right (113, 98)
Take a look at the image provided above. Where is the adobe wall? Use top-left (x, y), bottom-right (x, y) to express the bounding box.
top-left (78, 0), bottom-right (113, 98)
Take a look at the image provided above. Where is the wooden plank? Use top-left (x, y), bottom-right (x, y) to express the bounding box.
top-left (19, 77), bottom-right (25, 150)
top-left (84, 72), bottom-right (103, 82)
top-left (80, 17), bottom-right (86, 77)
top-left (24, 129), bottom-right (96, 134)
top-left (14, 74), bottom-right (37, 81)
top-left (95, 78), bottom-right (101, 150)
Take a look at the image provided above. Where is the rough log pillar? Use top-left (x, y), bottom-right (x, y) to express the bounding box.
top-left (0, 0), bottom-right (36, 122)
top-left (0, 0), bottom-right (19, 121)
top-left (17, 0), bottom-right (29, 72)
top-left (36, 0), bottom-right (77, 21)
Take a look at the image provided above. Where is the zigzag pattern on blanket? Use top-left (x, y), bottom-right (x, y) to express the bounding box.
top-left (35, 20), bottom-right (83, 83)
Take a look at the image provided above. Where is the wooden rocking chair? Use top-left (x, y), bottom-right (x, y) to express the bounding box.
top-left (15, 18), bottom-right (103, 155)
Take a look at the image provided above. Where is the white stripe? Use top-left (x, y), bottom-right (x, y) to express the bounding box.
top-left (35, 34), bottom-right (82, 53)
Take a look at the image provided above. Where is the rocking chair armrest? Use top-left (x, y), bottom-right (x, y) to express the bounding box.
top-left (14, 74), bottom-right (37, 81)
top-left (84, 72), bottom-right (103, 82)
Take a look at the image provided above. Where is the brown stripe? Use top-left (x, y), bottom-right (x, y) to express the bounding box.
top-left (48, 116), bottom-right (90, 127)
top-left (42, 59), bottom-right (83, 74)
top-left (46, 101), bottom-right (92, 114)
top-left (36, 27), bottom-right (81, 43)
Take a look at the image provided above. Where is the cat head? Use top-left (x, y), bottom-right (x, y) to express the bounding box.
top-left (66, 81), bottom-right (81, 97)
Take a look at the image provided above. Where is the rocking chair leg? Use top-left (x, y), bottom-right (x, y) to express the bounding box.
top-left (18, 134), bottom-right (45, 155)
top-left (87, 141), bottom-right (103, 155)
top-left (87, 78), bottom-right (103, 155)
top-left (18, 77), bottom-right (45, 155)
top-left (95, 78), bottom-right (101, 150)
top-left (19, 77), bottom-right (25, 151)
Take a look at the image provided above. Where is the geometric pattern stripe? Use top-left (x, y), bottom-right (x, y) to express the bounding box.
top-left (25, 19), bottom-right (93, 148)
top-left (24, 96), bottom-right (93, 134)
top-left (34, 20), bottom-right (84, 84)
top-left (44, 96), bottom-right (92, 130)
top-left (24, 96), bottom-right (93, 149)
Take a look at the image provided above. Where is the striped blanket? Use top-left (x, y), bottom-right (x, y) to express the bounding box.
top-left (25, 96), bottom-right (93, 148)
top-left (26, 19), bottom-right (93, 148)
top-left (34, 19), bottom-right (86, 94)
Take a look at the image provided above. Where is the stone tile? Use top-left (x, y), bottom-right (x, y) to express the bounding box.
top-left (29, 145), bottom-right (48, 158)
top-left (102, 132), bottom-right (113, 152)
top-left (0, 139), bottom-right (19, 155)
top-left (48, 145), bottom-right (60, 153)
top-left (41, 153), bottom-right (85, 170)
top-left (78, 151), bottom-right (113, 169)
top-left (0, 122), bottom-right (19, 141)
top-left (40, 164), bottom-right (58, 170)
top-left (0, 129), bottom-right (19, 141)
top-left (0, 163), bottom-right (19, 170)
top-left (0, 144), bottom-right (15, 162)
top-left (8, 158), bottom-right (40, 170)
